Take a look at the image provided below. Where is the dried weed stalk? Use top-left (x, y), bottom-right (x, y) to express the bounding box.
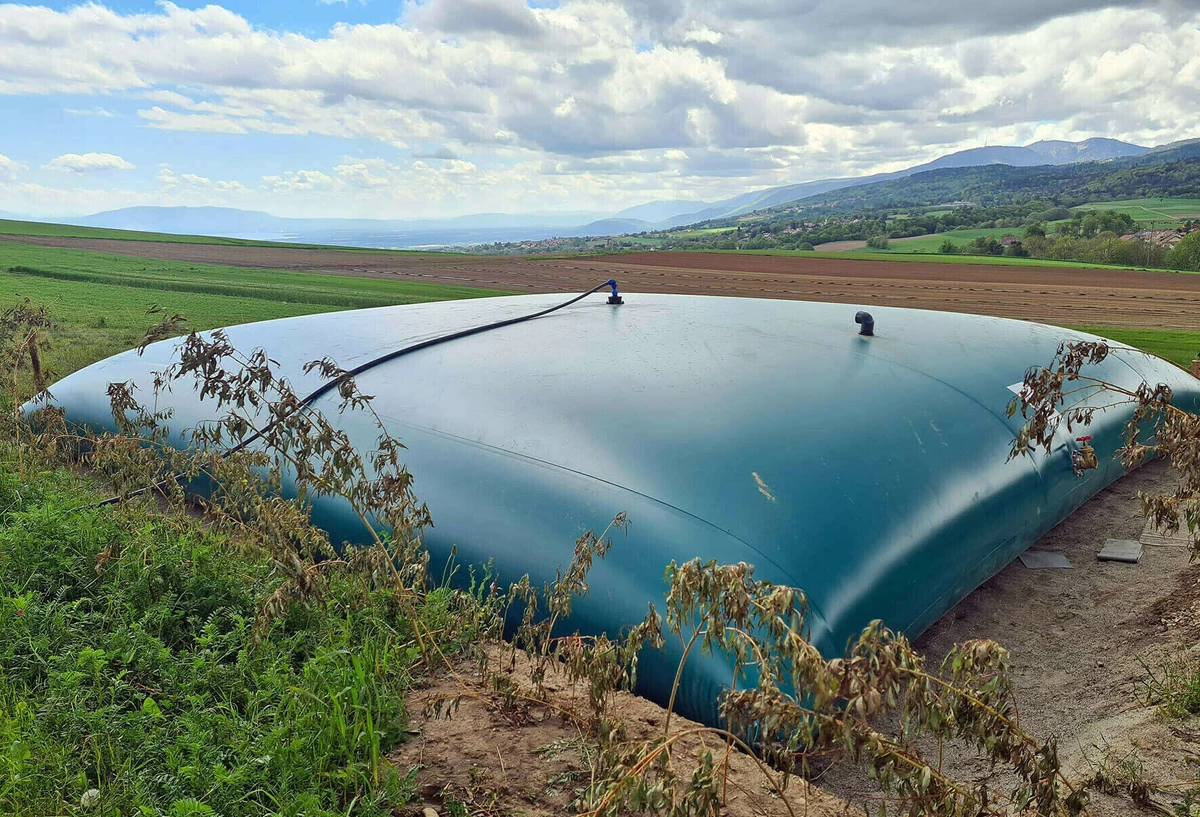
top-left (1009, 340), bottom-right (1200, 556)
top-left (83, 325), bottom-right (487, 659)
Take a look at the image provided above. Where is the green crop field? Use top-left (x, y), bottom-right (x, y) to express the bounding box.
top-left (669, 227), bottom-right (737, 239)
top-left (1073, 197), bottom-right (1200, 227)
top-left (0, 218), bottom-right (457, 253)
top-left (1070, 326), bottom-right (1200, 370)
top-left (883, 227), bottom-right (1025, 253)
top-left (823, 220), bottom-right (1076, 255)
top-left (710, 247), bottom-right (1177, 273)
top-left (0, 241), bottom-right (510, 385)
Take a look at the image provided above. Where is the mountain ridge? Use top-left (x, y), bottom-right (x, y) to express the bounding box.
top-left (65, 137), bottom-right (1162, 247)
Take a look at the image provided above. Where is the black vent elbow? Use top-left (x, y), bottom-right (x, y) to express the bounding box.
top-left (855, 311), bottom-right (875, 336)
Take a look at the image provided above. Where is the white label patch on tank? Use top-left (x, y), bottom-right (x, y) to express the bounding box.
top-left (1007, 381), bottom-right (1061, 424)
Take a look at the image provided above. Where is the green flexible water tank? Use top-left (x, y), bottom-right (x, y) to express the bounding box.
top-left (35, 293), bottom-right (1200, 727)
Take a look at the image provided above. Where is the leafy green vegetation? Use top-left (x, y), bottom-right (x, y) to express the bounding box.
top-left (1138, 654), bottom-right (1200, 720)
top-left (873, 226), bottom-right (1029, 253)
top-left (644, 199), bottom-right (1199, 272)
top-left (778, 153), bottom-right (1200, 215)
top-left (0, 456), bottom-right (446, 816)
top-left (937, 212), bottom-right (1200, 271)
top-left (0, 291), bottom-right (497, 816)
top-left (0, 242), bottom-right (509, 384)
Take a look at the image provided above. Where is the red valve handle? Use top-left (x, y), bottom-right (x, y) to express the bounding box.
top-left (1076, 435), bottom-right (1093, 442)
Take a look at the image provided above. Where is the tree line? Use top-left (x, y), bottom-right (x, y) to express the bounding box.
top-left (939, 211), bottom-right (1200, 271)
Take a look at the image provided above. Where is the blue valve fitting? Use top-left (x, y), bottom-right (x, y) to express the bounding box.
top-left (606, 278), bottom-right (624, 305)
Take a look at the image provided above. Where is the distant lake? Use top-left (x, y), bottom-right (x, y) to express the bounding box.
top-left (223, 225), bottom-right (573, 249)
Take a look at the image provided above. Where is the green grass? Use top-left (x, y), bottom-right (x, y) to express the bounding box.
top-left (698, 247), bottom-right (1183, 272)
top-left (0, 218), bottom-right (456, 254)
top-left (1074, 197), bottom-right (1200, 228)
top-left (616, 235), bottom-right (667, 247)
top-left (668, 227), bottom-right (736, 239)
top-left (0, 235), bottom-right (503, 814)
top-left (0, 242), bottom-right (510, 383)
top-left (1071, 326), bottom-right (1200, 370)
top-left (844, 219), bottom-right (1073, 254)
top-left (884, 227), bottom-right (1024, 253)
top-left (0, 454), bottom-right (461, 815)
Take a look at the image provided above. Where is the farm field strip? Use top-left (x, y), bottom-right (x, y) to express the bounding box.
top-left (5, 227), bottom-right (1188, 274)
top-left (0, 217), bottom-right (456, 253)
top-left (1, 242), bottom-right (503, 309)
top-left (1075, 198), bottom-right (1200, 222)
top-left (0, 240), bottom-right (510, 384)
top-left (4, 232), bottom-right (1199, 370)
top-left (816, 227), bottom-right (1035, 254)
top-left (728, 247), bottom-right (1180, 270)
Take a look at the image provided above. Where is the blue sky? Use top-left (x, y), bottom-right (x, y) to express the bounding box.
top-left (1, 1), bottom-right (1198, 220)
top-left (28, 0), bottom-right (403, 32)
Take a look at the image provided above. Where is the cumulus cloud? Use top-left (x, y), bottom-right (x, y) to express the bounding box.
top-left (260, 169), bottom-right (338, 193)
top-left (157, 164), bottom-right (247, 193)
top-left (43, 152), bottom-right (135, 173)
top-left (0, 153), bottom-right (24, 180)
top-left (407, 0), bottom-right (544, 39)
top-left (1, 1), bottom-right (1199, 215)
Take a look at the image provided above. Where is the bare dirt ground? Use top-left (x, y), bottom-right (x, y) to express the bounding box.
top-left (391, 648), bottom-right (857, 817)
top-left (6, 235), bottom-right (1200, 329)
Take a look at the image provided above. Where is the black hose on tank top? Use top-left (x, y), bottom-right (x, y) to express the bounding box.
top-left (87, 280), bottom-right (625, 507)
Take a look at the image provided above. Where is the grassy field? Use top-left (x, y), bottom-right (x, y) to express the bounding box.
top-left (855, 218), bottom-right (1076, 254)
top-left (1072, 326), bottom-right (1200, 369)
top-left (0, 461), bottom-right (453, 816)
top-left (0, 218), bottom-right (457, 253)
top-left (883, 227), bottom-right (1024, 253)
top-left (0, 241), bottom-right (509, 384)
top-left (711, 247), bottom-right (1181, 273)
top-left (1074, 197), bottom-right (1200, 227)
top-left (669, 227), bottom-right (737, 239)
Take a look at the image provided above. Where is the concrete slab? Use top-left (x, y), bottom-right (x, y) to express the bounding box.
top-left (1098, 539), bottom-right (1143, 563)
top-left (1141, 517), bottom-right (1192, 548)
top-left (1019, 550), bottom-right (1073, 569)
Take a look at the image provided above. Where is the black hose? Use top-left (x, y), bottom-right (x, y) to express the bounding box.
top-left (300, 279), bottom-right (618, 418)
top-left (86, 280), bottom-right (623, 508)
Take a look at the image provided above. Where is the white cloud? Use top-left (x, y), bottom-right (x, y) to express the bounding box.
top-left (682, 27), bottom-right (721, 45)
top-left (0, 153), bottom-right (23, 180)
top-left (43, 152), bottom-right (135, 173)
top-left (260, 169), bottom-right (337, 193)
top-left (157, 164), bottom-right (248, 194)
top-left (1, 1), bottom-right (1199, 216)
top-left (335, 161), bottom-right (392, 189)
top-left (65, 106), bottom-right (117, 117)
top-left (553, 96), bottom-right (576, 118)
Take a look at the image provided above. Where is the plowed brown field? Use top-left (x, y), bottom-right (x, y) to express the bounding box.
top-left (8, 235), bottom-right (1200, 330)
